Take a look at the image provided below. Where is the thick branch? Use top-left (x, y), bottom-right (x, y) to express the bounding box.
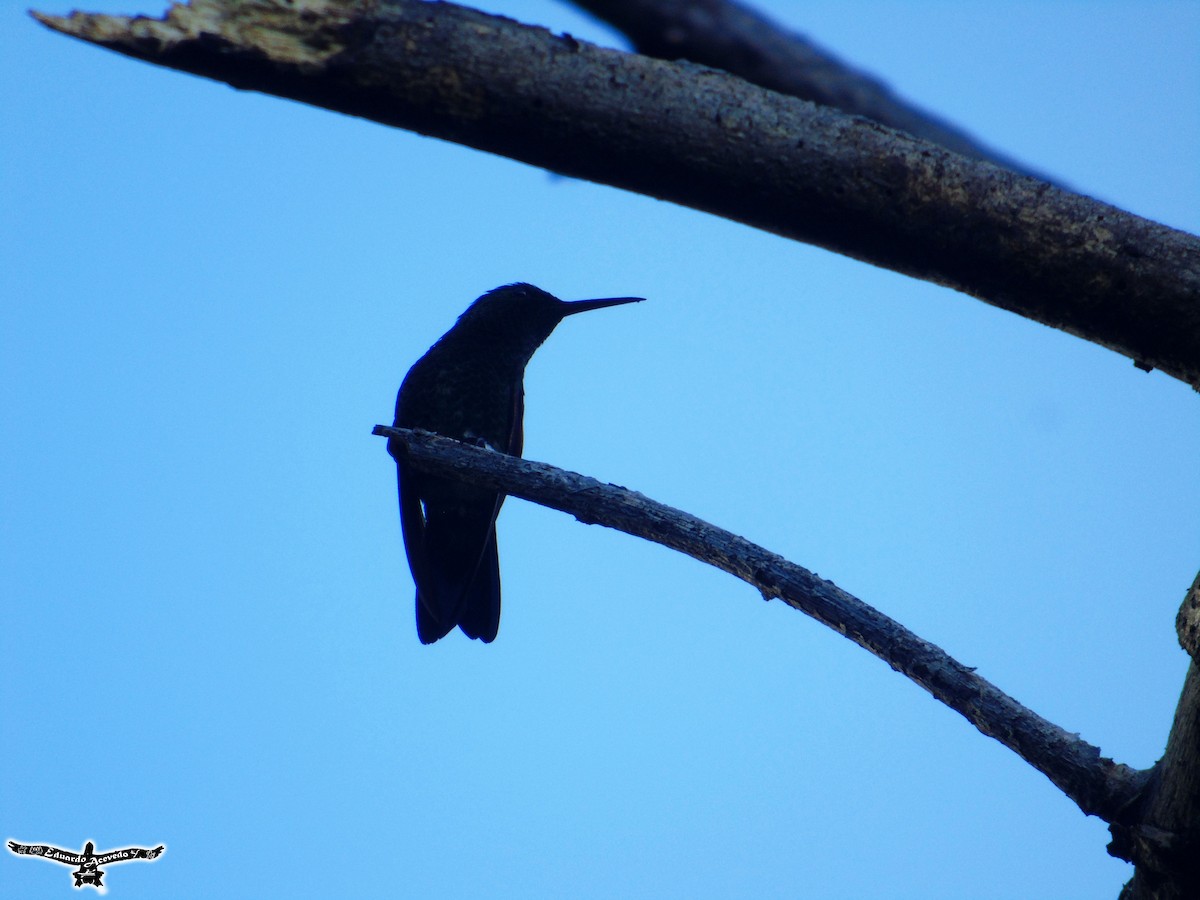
top-left (1113, 570), bottom-right (1200, 894)
top-left (34, 0), bottom-right (1200, 389)
top-left (1176, 569), bottom-right (1200, 662)
top-left (570, 0), bottom-right (1048, 179)
top-left (1115, 661), bottom-right (1200, 898)
top-left (376, 425), bottom-right (1148, 821)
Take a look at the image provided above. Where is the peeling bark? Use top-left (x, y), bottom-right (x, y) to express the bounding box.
top-left (32, 0), bottom-right (1200, 389)
top-left (29, 1), bottom-right (1200, 890)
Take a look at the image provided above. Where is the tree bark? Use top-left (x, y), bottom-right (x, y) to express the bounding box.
top-left (31, 0), bottom-right (1200, 890)
top-left (1114, 658), bottom-right (1200, 899)
top-left (33, 0), bottom-right (1200, 389)
top-left (569, 0), bottom-right (1050, 179)
top-left (377, 424), bottom-right (1150, 824)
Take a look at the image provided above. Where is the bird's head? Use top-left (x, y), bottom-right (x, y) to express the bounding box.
top-left (453, 283), bottom-right (642, 360)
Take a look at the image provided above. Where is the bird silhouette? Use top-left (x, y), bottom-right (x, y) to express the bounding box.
top-left (389, 283), bottom-right (642, 643)
top-left (7, 839), bottom-right (165, 889)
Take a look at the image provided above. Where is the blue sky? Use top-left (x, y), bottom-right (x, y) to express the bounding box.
top-left (3, 2), bottom-right (1198, 898)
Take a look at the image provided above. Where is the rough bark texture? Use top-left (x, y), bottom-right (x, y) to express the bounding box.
top-left (377, 425), bottom-right (1150, 823)
top-left (570, 0), bottom-right (1049, 179)
top-left (33, 0), bottom-right (1200, 390)
top-left (30, 0), bottom-right (1200, 890)
top-left (1176, 570), bottom-right (1200, 662)
top-left (1114, 662), bottom-right (1200, 899)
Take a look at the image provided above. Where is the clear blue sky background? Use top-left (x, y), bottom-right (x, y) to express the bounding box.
top-left (3, 2), bottom-right (1198, 898)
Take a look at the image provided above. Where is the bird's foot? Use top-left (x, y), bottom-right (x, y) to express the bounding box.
top-left (462, 431), bottom-right (500, 451)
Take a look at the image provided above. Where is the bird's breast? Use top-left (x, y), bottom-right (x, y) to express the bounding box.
top-left (395, 359), bottom-right (522, 451)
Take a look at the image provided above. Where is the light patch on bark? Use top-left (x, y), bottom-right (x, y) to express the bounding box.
top-left (34, 0), bottom-right (359, 68)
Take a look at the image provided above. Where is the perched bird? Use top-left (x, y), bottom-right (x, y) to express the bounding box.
top-left (389, 283), bottom-right (643, 644)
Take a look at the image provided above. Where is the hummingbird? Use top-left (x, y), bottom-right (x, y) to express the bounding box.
top-left (389, 283), bottom-right (643, 644)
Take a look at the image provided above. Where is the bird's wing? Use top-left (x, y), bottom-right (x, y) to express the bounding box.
top-left (95, 846), bottom-right (164, 864)
top-left (508, 382), bottom-right (525, 457)
top-left (401, 453), bottom-right (500, 643)
top-left (399, 460), bottom-right (455, 644)
top-left (454, 379), bottom-right (516, 643)
top-left (436, 377), bottom-right (518, 643)
top-left (397, 459), bottom-right (430, 595)
top-left (395, 375), bottom-right (518, 644)
top-left (415, 587), bottom-right (456, 643)
top-left (7, 843), bottom-right (82, 865)
top-left (415, 489), bottom-right (500, 641)
top-left (455, 525), bottom-right (501, 642)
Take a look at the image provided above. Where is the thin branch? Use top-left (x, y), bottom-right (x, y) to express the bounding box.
top-left (32, 0), bottom-right (1200, 389)
top-left (376, 424), bottom-right (1149, 822)
top-left (569, 0), bottom-right (1051, 180)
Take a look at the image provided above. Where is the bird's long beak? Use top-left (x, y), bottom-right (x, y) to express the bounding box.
top-left (562, 296), bottom-right (644, 316)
